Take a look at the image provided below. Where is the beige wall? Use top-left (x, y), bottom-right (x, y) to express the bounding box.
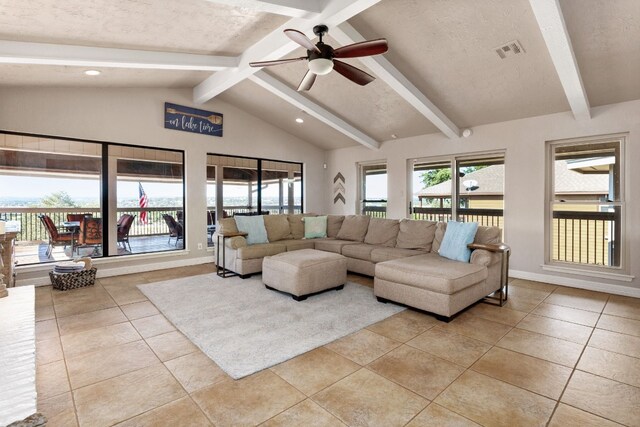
top-left (0, 86), bottom-right (326, 283)
top-left (326, 99), bottom-right (640, 295)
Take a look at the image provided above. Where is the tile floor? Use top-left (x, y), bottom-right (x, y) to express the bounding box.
top-left (34, 266), bottom-right (640, 426)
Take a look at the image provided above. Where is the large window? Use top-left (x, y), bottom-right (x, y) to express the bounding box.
top-left (547, 136), bottom-right (624, 269)
top-left (0, 131), bottom-right (185, 265)
top-left (359, 162), bottom-right (387, 218)
top-left (412, 153), bottom-right (504, 228)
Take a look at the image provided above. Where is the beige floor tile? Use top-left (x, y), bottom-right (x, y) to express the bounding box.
top-left (261, 399), bottom-right (344, 427)
top-left (561, 370), bottom-right (640, 426)
top-left (57, 307), bottom-right (127, 336)
top-left (37, 392), bottom-right (78, 427)
top-left (165, 352), bottom-right (228, 393)
top-left (347, 273), bottom-right (374, 288)
top-left (465, 303), bottom-right (528, 326)
top-left (508, 284), bottom-right (553, 301)
top-left (434, 371), bottom-right (555, 427)
top-left (120, 300), bottom-right (160, 320)
top-left (51, 284), bottom-right (108, 304)
top-left (98, 274), bottom-right (149, 287)
top-left (36, 304), bottom-right (56, 321)
top-left (114, 396), bottom-right (212, 427)
top-left (407, 327), bottom-right (491, 368)
top-left (603, 295), bottom-right (640, 320)
top-left (517, 314), bottom-right (593, 344)
top-left (502, 295), bottom-right (544, 312)
top-left (36, 337), bottom-right (64, 365)
top-left (73, 364), bottom-right (186, 427)
top-left (103, 283), bottom-right (148, 305)
top-left (366, 309), bottom-right (437, 342)
top-left (66, 340), bottom-right (160, 389)
top-left (36, 319), bottom-right (59, 341)
top-left (37, 360), bottom-right (70, 400)
top-left (497, 328), bottom-right (584, 367)
top-left (53, 286), bottom-right (118, 318)
top-left (471, 347), bottom-right (572, 399)
top-left (509, 279), bottom-right (557, 293)
top-left (324, 329), bottom-right (400, 365)
top-left (578, 346), bottom-right (640, 387)
top-left (548, 403), bottom-right (622, 427)
top-left (532, 303), bottom-right (600, 326)
top-left (270, 347), bottom-right (359, 396)
top-left (131, 314), bottom-right (175, 338)
top-left (437, 314), bottom-right (512, 344)
top-left (588, 328), bottom-right (640, 358)
top-left (406, 403), bottom-right (481, 427)
top-left (597, 313), bottom-right (640, 337)
top-left (313, 368), bottom-right (427, 427)
top-left (368, 345), bottom-right (465, 400)
top-left (35, 285), bottom-right (53, 306)
top-left (191, 370), bottom-right (305, 426)
top-left (145, 330), bottom-right (197, 362)
top-left (61, 322), bottom-right (141, 358)
top-left (544, 288), bottom-right (608, 313)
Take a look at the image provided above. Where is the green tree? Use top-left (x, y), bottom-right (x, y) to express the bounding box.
top-left (40, 191), bottom-right (78, 207)
top-left (420, 166), bottom-right (488, 188)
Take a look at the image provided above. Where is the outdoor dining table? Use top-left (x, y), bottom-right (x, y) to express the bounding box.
top-left (59, 221), bottom-right (81, 252)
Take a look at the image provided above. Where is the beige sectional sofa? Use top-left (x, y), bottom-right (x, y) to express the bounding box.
top-left (214, 214), bottom-right (507, 320)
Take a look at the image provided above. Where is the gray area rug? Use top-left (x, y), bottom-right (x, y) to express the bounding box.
top-left (138, 273), bottom-right (404, 379)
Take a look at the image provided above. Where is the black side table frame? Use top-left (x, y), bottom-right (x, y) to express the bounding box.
top-left (216, 232), bottom-right (248, 278)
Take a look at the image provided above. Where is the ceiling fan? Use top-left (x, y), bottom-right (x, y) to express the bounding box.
top-left (249, 25), bottom-right (388, 91)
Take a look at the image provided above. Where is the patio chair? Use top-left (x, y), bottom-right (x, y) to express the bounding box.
top-left (162, 214), bottom-right (183, 246)
top-left (76, 217), bottom-right (103, 256)
top-left (38, 214), bottom-right (74, 258)
top-left (67, 213), bottom-right (93, 222)
top-left (117, 214), bottom-right (136, 252)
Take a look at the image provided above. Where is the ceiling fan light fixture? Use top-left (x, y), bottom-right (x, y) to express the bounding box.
top-left (308, 58), bottom-right (333, 75)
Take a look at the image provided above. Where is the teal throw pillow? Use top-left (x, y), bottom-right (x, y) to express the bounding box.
top-left (234, 215), bottom-right (269, 245)
top-left (303, 215), bottom-right (327, 239)
top-left (438, 221), bottom-right (478, 262)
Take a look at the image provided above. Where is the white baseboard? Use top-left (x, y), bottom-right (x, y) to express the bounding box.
top-left (17, 256), bottom-right (214, 288)
top-left (510, 269), bottom-right (640, 298)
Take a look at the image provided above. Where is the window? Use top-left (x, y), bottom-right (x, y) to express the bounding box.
top-left (412, 153), bottom-right (504, 228)
top-left (359, 162), bottom-right (387, 218)
top-left (547, 136), bottom-right (624, 269)
top-left (0, 131), bottom-right (185, 265)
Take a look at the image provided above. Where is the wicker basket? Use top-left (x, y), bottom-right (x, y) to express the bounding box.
top-left (49, 267), bottom-right (97, 291)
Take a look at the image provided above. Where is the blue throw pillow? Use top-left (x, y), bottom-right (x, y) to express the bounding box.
top-left (234, 215), bottom-right (269, 245)
top-left (303, 215), bottom-right (327, 239)
top-left (439, 221), bottom-right (479, 262)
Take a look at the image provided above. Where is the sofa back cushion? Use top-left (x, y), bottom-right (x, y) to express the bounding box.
top-left (218, 217), bottom-right (239, 234)
top-left (234, 215), bottom-right (269, 245)
top-left (336, 215), bottom-right (371, 242)
top-left (288, 213), bottom-right (316, 239)
top-left (364, 218), bottom-right (399, 247)
top-left (396, 219), bottom-right (436, 251)
top-left (327, 215), bottom-right (345, 238)
top-left (431, 222), bottom-right (447, 253)
top-left (263, 214), bottom-right (291, 242)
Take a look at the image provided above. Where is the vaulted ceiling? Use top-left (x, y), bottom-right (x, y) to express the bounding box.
top-left (0, 0), bottom-right (638, 150)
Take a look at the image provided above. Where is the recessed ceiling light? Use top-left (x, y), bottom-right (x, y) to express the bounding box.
top-left (295, 118), bottom-right (304, 124)
top-left (391, 133), bottom-right (398, 139)
top-left (84, 70), bottom-right (101, 76)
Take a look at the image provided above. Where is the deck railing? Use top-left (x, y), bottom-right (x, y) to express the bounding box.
top-left (552, 210), bottom-right (618, 267)
top-left (362, 200), bottom-right (387, 218)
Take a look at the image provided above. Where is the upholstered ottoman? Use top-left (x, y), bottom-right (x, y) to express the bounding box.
top-left (262, 249), bottom-right (347, 301)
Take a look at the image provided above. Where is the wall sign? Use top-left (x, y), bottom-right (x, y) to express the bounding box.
top-left (333, 172), bottom-right (345, 204)
top-left (164, 102), bottom-right (223, 137)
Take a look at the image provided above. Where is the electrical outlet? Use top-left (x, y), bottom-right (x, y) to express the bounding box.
top-left (197, 243), bottom-right (203, 250)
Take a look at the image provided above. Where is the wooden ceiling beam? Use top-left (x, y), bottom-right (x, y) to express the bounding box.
top-left (202, 0), bottom-right (323, 18)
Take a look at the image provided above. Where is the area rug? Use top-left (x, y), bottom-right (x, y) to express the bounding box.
top-left (138, 273), bottom-right (404, 379)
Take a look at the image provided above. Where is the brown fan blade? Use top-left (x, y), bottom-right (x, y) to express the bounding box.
top-left (333, 38), bottom-right (388, 58)
top-left (332, 60), bottom-right (375, 86)
top-left (297, 70), bottom-right (317, 91)
top-left (249, 57), bottom-right (307, 67)
top-left (284, 29), bottom-right (321, 53)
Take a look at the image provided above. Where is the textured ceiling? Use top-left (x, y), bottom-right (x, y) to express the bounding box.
top-left (0, 0), bottom-right (639, 149)
top-left (0, 0), bottom-right (286, 55)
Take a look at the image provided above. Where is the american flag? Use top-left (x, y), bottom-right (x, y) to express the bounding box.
top-left (139, 182), bottom-right (148, 224)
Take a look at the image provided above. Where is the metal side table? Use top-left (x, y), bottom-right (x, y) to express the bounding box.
top-left (215, 231), bottom-right (248, 278)
top-left (468, 242), bottom-right (511, 306)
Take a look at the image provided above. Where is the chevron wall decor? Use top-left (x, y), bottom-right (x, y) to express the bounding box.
top-left (333, 172), bottom-right (345, 204)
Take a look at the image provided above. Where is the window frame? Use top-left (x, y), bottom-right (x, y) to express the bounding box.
top-left (357, 160), bottom-right (387, 217)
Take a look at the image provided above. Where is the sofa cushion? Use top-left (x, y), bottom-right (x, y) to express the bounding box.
top-left (370, 247), bottom-right (426, 263)
top-left (313, 239), bottom-right (359, 254)
top-left (375, 253), bottom-right (488, 295)
top-left (396, 219), bottom-right (436, 251)
top-left (336, 215), bottom-right (370, 242)
top-left (475, 226), bottom-right (501, 245)
top-left (278, 239), bottom-right (316, 252)
top-left (439, 221), bottom-right (478, 262)
top-left (364, 218), bottom-right (399, 247)
top-left (234, 215), bottom-right (268, 245)
top-left (263, 215), bottom-right (291, 242)
top-left (341, 243), bottom-right (378, 261)
top-left (327, 215), bottom-right (345, 238)
top-left (217, 218), bottom-right (238, 234)
top-left (304, 215), bottom-right (327, 239)
top-left (288, 213), bottom-right (316, 239)
top-left (236, 243), bottom-right (286, 260)
top-left (431, 222), bottom-right (447, 253)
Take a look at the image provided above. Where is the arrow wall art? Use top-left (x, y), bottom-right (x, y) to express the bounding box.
top-left (333, 172), bottom-right (345, 204)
